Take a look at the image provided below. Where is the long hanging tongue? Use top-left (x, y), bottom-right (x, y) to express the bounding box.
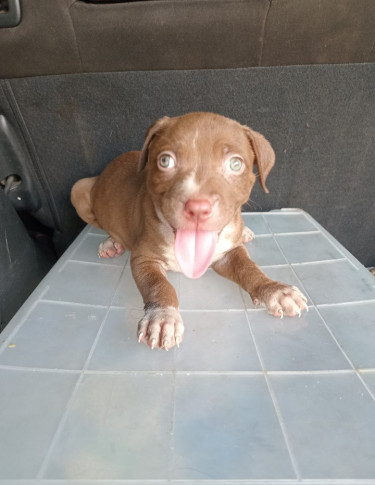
top-left (174, 229), bottom-right (218, 279)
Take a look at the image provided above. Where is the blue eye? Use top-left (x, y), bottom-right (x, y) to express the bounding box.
top-left (229, 157), bottom-right (243, 172)
top-left (158, 154), bottom-right (175, 170)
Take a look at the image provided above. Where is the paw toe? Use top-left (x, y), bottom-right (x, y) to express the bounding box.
top-left (137, 307), bottom-right (184, 350)
top-left (98, 237), bottom-right (124, 258)
top-left (242, 226), bottom-right (255, 243)
top-left (258, 282), bottom-right (308, 318)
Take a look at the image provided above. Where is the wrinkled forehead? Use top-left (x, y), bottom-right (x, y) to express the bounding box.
top-left (149, 116), bottom-right (252, 161)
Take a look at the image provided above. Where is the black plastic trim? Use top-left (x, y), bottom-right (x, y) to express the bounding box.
top-left (0, 0), bottom-right (21, 28)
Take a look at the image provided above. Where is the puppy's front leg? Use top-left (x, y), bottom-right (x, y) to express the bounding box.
top-left (213, 245), bottom-right (308, 317)
top-left (131, 256), bottom-right (184, 350)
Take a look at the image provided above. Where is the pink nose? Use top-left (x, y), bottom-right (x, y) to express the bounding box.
top-left (184, 199), bottom-right (213, 220)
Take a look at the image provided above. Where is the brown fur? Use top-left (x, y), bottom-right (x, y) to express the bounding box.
top-left (71, 112), bottom-right (307, 350)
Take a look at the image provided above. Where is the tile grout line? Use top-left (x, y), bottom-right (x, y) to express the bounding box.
top-left (260, 212), bottom-right (272, 233)
top-left (0, 285), bottom-right (50, 357)
top-left (69, 230), bottom-right (130, 267)
top-left (39, 298), bottom-right (109, 309)
top-left (58, 258), bottom-right (129, 270)
top-left (268, 210), bottom-right (359, 269)
top-left (6, 213), bottom-right (375, 482)
top-left (268, 224), bottom-right (316, 307)
top-left (244, 310), bottom-right (302, 480)
top-left (291, 258), bottom-right (347, 267)
top-left (36, 367), bottom-right (87, 479)
top-left (83, 370), bottom-right (264, 376)
top-left (168, 370), bottom-right (178, 480)
top-left (1, 366), bottom-right (367, 376)
top-left (274, 230), bottom-right (321, 236)
top-left (99, 305), bottom-right (317, 313)
top-left (254, 230), bottom-right (322, 237)
top-left (74, 228), bottom-right (130, 266)
top-left (268, 224), bottom-right (368, 353)
top-left (67, 225), bottom-right (93, 256)
top-left (313, 305), bottom-right (375, 403)
top-left (56, 226), bottom-right (128, 270)
top-left (301, 211), bottom-right (363, 272)
top-left (27, 479), bottom-right (375, 484)
top-left (8, 480), bottom-right (375, 485)
top-left (84, 232), bottom-right (109, 238)
top-left (316, 299), bottom-right (375, 308)
top-left (5, 213), bottom-right (375, 482)
top-left (0, 364), bottom-right (81, 374)
top-left (239, 284), bottom-right (252, 312)
top-left (54, 226), bottom-right (93, 273)
top-left (290, 211), bottom-right (350, 259)
top-left (30, 480), bottom-right (375, 484)
top-left (267, 369), bottom-right (357, 376)
top-left (259, 213), bottom-right (319, 307)
top-left (267, 214), bottom-right (375, 402)
top-left (314, 230), bottom-right (354, 265)
top-left (272, 226), bottom-right (353, 370)
top-left (36, 259), bottom-right (128, 479)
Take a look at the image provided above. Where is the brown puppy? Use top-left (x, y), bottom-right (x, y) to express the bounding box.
top-left (71, 112), bottom-right (307, 350)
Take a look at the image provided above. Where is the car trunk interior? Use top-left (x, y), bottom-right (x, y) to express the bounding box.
top-left (1, 0), bottom-right (375, 329)
top-left (1, 1), bottom-right (375, 482)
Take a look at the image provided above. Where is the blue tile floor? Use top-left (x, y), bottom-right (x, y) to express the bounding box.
top-left (1, 209), bottom-right (375, 484)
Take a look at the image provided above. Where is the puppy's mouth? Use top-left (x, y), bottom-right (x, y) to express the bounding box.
top-left (160, 200), bottom-right (226, 279)
top-left (174, 227), bottom-right (219, 279)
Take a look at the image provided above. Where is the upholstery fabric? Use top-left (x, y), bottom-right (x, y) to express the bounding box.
top-left (2, 64), bottom-right (374, 266)
top-left (1, 0), bottom-right (375, 78)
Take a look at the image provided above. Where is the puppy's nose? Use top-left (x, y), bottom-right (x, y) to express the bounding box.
top-left (184, 199), bottom-right (213, 220)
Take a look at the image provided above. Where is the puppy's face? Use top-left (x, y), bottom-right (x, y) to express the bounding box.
top-left (140, 112), bottom-right (275, 234)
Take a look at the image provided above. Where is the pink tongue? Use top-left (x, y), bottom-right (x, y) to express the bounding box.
top-left (174, 229), bottom-right (218, 279)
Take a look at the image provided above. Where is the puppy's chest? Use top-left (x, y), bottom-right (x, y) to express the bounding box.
top-left (161, 225), bottom-right (236, 272)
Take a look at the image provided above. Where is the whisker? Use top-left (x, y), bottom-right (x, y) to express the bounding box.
top-left (242, 198), bottom-right (263, 211)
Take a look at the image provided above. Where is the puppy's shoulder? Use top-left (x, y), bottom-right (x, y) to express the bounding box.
top-left (105, 150), bottom-right (141, 174)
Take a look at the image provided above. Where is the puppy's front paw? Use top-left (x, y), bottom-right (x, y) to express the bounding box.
top-left (252, 281), bottom-right (308, 318)
top-left (137, 305), bottom-right (184, 351)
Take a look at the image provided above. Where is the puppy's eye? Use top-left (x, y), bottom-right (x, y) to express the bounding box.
top-left (158, 154), bottom-right (176, 170)
top-left (228, 157), bottom-right (244, 172)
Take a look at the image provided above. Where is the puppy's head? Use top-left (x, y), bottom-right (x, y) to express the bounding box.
top-left (139, 112), bottom-right (275, 277)
top-left (139, 112), bottom-right (275, 231)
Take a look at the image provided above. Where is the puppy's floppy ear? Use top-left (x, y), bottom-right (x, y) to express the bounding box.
top-left (139, 116), bottom-right (170, 171)
top-left (244, 127), bottom-right (275, 193)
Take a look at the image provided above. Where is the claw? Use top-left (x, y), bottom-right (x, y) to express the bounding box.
top-left (137, 307), bottom-right (184, 350)
top-left (297, 309), bottom-right (301, 318)
top-left (278, 309), bottom-right (284, 319)
top-left (175, 336), bottom-right (180, 348)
